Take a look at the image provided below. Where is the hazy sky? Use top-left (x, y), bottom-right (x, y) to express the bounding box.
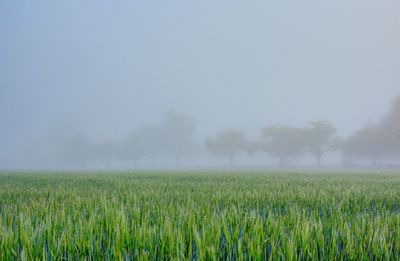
top-left (0, 0), bottom-right (399, 167)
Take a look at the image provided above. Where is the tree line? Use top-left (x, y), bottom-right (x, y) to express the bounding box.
top-left (206, 121), bottom-right (340, 167)
top-left (56, 96), bottom-right (400, 168)
top-left (56, 111), bottom-right (197, 168)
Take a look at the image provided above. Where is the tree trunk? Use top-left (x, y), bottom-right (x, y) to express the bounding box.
top-left (175, 155), bottom-right (181, 166)
top-left (317, 155), bottom-right (322, 167)
top-left (106, 159), bottom-right (111, 169)
top-left (132, 159), bottom-right (137, 169)
top-left (372, 153), bottom-right (377, 167)
top-left (278, 157), bottom-right (285, 167)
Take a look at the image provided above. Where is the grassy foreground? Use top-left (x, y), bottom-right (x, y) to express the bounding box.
top-left (1, 171), bottom-right (400, 260)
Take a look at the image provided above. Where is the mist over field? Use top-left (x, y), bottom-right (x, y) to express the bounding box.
top-left (2, 3), bottom-right (400, 257)
top-left (1, 0), bottom-right (399, 169)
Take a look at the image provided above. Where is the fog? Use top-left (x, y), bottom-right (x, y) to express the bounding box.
top-left (1, 0), bottom-right (399, 169)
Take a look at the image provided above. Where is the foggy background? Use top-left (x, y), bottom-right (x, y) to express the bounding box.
top-left (1, 0), bottom-right (399, 169)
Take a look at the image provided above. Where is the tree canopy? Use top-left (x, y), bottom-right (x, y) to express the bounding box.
top-left (205, 130), bottom-right (248, 167)
top-left (304, 121), bottom-right (337, 166)
top-left (260, 126), bottom-right (306, 166)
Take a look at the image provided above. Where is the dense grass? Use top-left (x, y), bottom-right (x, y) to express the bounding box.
top-left (1, 171), bottom-right (400, 260)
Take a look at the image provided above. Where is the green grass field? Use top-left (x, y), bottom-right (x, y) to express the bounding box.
top-left (1, 171), bottom-right (400, 260)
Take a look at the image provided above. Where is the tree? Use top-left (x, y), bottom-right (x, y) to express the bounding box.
top-left (343, 124), bottom-right (389, 166)
top-left (95, 139), bottom-right (118, 168)
top-left (56, 132), bottom-right (95, 168)
top-left (119, 132), bottom-right (142, 166)
top-left (134, 125), bottom-right (163, 166)
top-left (304, 121), bottom-right (337, 167)
top-left (260, 126), bottom-right (306, 166)
top-left (343, 96), bottom-right (400, 166)
top-left (160, 111), bottom-right (196, 165)
top-left (205, 130), bottom-right (248, 167)
top-left (380, 96), bottom-right (400, 155)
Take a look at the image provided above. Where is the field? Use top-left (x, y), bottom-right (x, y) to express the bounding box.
top-left (1, 171), bottom-right (400, 260)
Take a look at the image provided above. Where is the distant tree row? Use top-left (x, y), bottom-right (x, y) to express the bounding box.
top-left (343, 96), bottom-right (400, 166)
top-left (120, 110), bottom-right (197, 166)
top-left (56, 111), bottom-right (197, 168)
top-left (205, 96), bottom-right (400, 167)
top-left (205, 121), bottom-right (339, 167)
top-left (57, 96), bottom-right (400, 168)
